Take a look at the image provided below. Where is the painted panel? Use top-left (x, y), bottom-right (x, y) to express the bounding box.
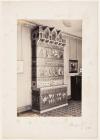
top-left (32, 86), bottom-right (67, 111)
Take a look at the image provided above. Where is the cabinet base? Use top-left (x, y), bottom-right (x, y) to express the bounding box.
top-left (32, 85), bottom-right (67, 113)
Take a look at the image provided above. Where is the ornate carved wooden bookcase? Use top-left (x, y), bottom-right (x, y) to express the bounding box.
top-left (31, 25), bottom-right (68, 113)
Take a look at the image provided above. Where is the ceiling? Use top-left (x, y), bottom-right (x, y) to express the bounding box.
top-left (29, 20), bottom-right (82, 37)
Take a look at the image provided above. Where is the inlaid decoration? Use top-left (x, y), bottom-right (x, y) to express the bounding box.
top-left (31, 25), bottom-right (68, 113)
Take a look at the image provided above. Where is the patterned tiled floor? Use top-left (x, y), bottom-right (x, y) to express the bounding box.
top-left (18, 100), bottom-right (81, 117)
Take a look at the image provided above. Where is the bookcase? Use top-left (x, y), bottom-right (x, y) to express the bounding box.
top-left (31, 25), bottom-right (68, 113)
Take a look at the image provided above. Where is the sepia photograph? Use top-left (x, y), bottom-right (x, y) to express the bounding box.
top-left (1, 1), bottom-right (98, 139)
top-left (17, 20), bottom-right (82, 117)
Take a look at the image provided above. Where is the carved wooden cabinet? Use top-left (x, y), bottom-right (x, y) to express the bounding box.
top-left (31, 26), bottom-right (68, 113)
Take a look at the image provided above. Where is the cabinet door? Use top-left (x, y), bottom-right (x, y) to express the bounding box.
top-left (69, 37), bottom-right (77, 60)
top-left (77, 39), bottom-right (82, 71)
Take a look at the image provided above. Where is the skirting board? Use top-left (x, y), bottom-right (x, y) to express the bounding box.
top-left (17, 105), bottom-right (32, 113)
top-left (32, 103), bottom-right (68, 114)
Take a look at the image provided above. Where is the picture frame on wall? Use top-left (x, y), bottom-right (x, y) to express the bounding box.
top-left (69, 60), bottom-right (78, 73)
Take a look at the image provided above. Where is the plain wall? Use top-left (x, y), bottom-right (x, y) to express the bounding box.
top-left (17, 24), bottom-right (32, 109)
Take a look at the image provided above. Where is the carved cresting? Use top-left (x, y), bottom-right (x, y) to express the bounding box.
top-left (31, 25), bottom-right (68, 113)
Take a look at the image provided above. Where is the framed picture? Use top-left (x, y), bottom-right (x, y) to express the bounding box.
top-left (69, 60), bottom-right (78, 73)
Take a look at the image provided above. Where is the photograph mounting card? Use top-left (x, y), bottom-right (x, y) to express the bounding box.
top-left (1, 1), bottom-right (98, 139)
